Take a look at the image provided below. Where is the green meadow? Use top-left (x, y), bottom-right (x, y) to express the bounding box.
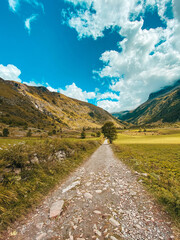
top-left (115, 129), bottom-right (180, 144)
top-left (113, 129), bottom-right (180, 224)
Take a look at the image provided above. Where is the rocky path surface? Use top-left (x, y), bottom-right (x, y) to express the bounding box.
top-left (6, 140), bottom-right (174, 240)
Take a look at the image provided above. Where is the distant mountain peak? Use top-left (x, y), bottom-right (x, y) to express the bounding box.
top-left (148, 79), bottom-right (180, 100)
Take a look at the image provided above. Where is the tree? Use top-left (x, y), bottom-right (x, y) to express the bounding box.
top-left (101, 122), bottom-right (117, 143)
top-left (3, 128), bottom-right (9, 137)
top-left (26, 129), bottom-right (32, 137)
top-left (96, 131), bottom-right (101, 137)
top-left (81, 130), bottom-right (86, 139)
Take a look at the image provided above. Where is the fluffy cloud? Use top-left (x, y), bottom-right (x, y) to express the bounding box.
top-left (25, 14), bottom-right (38, 34)
top-left (96, 92), bottom-right (120, 101)
top-left (64, 0), bottom-right (180, 112)
top-left (64, 0), bottom-right (143, 39)
top-left (60, 83), bottom-right (96, 102)
top-left (0, 64), bottom-right (22, 82)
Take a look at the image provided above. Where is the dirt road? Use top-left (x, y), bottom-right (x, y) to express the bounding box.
top-left (6, 140), bottom-right (174, 240)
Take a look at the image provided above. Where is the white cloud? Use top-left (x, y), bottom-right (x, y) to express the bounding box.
top-left (64, 0), bottom-right (143, 39)
top-left (25, 14), bottom-right (38, 34)
top-left (8, 0), bottom-right (19, 12)
top-left (64, 0), bottom-right (180, 112)
top-left (8, 0), bottom-right (44, 12)
top-left (0, 64), bottom-right (22, 82)
top-left (97, 92), bottom-right (120, 100)
top-left (45, 83), bottom-right (58, 92)
top-left (173, 0), bottom-right (180, 21)
top-left (60, 83), bottom-right (96, 101)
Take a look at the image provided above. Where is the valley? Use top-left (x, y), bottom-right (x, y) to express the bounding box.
top-left (0, 78), bottom-right (179, 239)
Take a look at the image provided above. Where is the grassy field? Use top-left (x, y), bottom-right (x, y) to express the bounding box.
top-left (0, 137), bottom-right (101, 233)
top-left (115, 129), bottom-right (180, 144)
top-left (113, 129), bottom-right (180, 225)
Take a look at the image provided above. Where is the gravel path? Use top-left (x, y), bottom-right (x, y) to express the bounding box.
top-left (5, 140), bottom-right (174, 240)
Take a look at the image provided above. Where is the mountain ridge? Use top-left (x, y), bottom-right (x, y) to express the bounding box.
top-left (113, 80), bottom-right (180, 125)
top-left (0, 78), bottom-right (125, 129)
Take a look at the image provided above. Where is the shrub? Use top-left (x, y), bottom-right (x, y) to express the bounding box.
top-left (81, 130), bottom-right (86, 139)
top-left (3, 128), bottom-right (9, 137)
top-left (96, 131), bottom-right (101, 137)
top-left (26, 129), bottom-right (32, 137)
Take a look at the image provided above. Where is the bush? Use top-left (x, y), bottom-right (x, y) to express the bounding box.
top-left (3, 128), bottom-right (9, 137)
top-left (96, 131), bottom-right (101, 137)
top-left (81, 130), bottom-right (86, 139)
top-left (52, 129), bottom-right (56, 135)
top-left (26, 129), bottom-right (32, 137)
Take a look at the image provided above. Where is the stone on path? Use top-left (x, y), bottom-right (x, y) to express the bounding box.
top-left (85, 182), bottom-right (91, 186)
top-left (94, 229), bottom-right (102, 237)
top-left (36, 232), bottom-right (47, 240)
top-left (93, 210), bottom-right (101, 215)
top-left (95, 190), bottom-right (102, 194)
top-left (109, 217), bottom-right (120, 227)
top-left (49, 200), bottom-right (64, 218)
top-left (110, 236), bottom-right (118, 240)
top-left (84, 192), bottom-right (93, 199)
top-left (62, 181), bottom-right (80, 193)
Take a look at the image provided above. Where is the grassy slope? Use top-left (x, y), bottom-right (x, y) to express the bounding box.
top-left (121, 87), bottom-right (180, 125)
top-left (0, 138), bottom-right (101, 233)
top-left (0, 78), bottom-right (123, 129)
top-left (113, 131), bottom-right (180, 224)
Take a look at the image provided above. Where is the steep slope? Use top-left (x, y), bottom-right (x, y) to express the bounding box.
top-left (119, 82), bottom-right (180, 125)
top-left (0, 78), bottom-right (124, 129)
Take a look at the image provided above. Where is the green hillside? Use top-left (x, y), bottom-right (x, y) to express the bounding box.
top-left (0, 78), bottom-right (124, 129)
top-left (118, 82), bottom-right (180, 125)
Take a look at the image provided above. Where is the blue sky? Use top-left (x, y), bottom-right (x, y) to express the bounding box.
top-left (0, 0), bottom-right (180, 112)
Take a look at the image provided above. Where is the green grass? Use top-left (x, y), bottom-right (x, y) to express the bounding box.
top-left (113, 131), bottom-right (180, 224)
top-left (0, 138), bottom-right (101, 233)
top-left (114, 132), bottom-right (180, 144)
top-left (0, 137), bottom-right (44, 149)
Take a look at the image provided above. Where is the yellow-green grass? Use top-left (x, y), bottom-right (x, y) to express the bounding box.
top-left (114, 132), bottom-right (180, 144)
top-left (0, 138), bottom-right (101, 233)
top-left (0, 137), bottom-right (44, 149)
top-left (113, 133), bottom-right (180, 224)
top-left (0, 134), bottom-right (103, 149)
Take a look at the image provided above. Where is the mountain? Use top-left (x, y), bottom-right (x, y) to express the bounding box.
top-left (112, 111), bottom-right (130, 119)
top-left (0, 78), bottom-right (124, 129)
top-left (117, 80), bottom-right (180, 125)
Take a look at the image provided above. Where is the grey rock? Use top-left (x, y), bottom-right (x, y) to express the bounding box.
top-left (36, 233), bottom-right (47, 240)
top-left (49, 200), bottom-right (64, 218)
top-left (84, 192), bottom-right (93, 199)
top-left (109, 218), bottom-right (120, 227)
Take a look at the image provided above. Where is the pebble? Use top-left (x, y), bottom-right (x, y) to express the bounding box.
top-left (36, 233), bottom-right (47, 240)
top-left (94, 229), bottom-right (102, 237)
top-left (84, 192), bottom-right (93, 199)
top-left (62, 181), bottom-right (80, 193)
top-left (110, 237), bottom-right (118, 240)
top-left (109, 218), bottom-right (120, 227)
top-left (93, 210), bottom-right (101, 215)
top-left (95, 190), bottom-right (102, 194)
top-left (86, 182), bottom-right (91, 186)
